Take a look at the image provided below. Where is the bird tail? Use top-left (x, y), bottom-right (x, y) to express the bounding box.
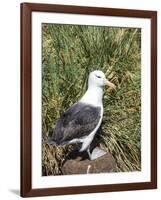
top-left (43, 137), bottom-right (57, 145)
top-left (43, 137), bottom-right (67, 147)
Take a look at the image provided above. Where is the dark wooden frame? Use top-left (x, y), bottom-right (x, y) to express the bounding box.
top-left (21, 2), bottom-right (157, 197)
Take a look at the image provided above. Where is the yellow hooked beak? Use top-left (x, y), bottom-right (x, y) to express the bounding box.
top-left (104, 78), bottom-right (116, 89)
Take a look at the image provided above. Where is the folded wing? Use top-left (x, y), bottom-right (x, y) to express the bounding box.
top-left (51, 102), bottom-right (101, 145)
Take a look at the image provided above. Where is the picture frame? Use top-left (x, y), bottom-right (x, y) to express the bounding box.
top-left (21, 3), bottom-right (157, 197)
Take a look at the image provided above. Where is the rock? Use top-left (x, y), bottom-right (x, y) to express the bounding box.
top-left (62, 148), bottom-right (116, 175)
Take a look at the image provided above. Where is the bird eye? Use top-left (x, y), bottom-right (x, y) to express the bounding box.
top-left (95, 75), bottom-right (101, 78)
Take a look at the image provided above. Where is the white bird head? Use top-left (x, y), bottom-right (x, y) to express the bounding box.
top-left (88, 70), bottom-right (116, 89)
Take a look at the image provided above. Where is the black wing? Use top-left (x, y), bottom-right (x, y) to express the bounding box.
top-left (51, 102), bottom-right (101, 145)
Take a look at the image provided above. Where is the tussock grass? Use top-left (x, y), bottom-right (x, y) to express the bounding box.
top-left (42, 24), bottom-right (141, 175)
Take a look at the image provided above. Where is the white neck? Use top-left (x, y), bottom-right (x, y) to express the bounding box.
top-left (80, 86), bottom-right (103, 107)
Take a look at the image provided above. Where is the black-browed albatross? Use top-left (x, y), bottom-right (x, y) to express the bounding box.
top-left (48, 70), bottom-right (116, 160)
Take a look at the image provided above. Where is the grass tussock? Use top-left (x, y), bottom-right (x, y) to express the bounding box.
top-left (42, 24), bottom-right (141, 175)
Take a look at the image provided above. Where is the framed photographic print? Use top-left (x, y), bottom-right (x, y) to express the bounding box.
top-left (21, 3), bottom-right (157, 197)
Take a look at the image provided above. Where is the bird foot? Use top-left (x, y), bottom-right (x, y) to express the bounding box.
top-left (89, 147), bottom-right (107, 160)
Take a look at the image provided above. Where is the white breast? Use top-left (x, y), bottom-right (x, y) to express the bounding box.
top-left (79, 105), bottom-right (103, 152)
top-left (67, 84), bottom-right (104, 151)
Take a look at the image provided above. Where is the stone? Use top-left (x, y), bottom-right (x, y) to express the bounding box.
top-left (62, 148), bottom-right (116, 175)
